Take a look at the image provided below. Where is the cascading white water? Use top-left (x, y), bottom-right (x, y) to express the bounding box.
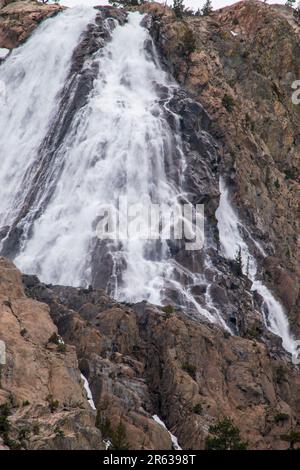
top-left (0, 9), bottom-right (219, 326)
top-left (1, 7), bottom-right (292, 346)
top-left (216, 177), bottom-right (297, 355)
top-left (0, 9), bottom-right (225, 326)
top-left (12, 13), bottom-right (180, 298)
top-left (0, 7), bottom-right (97, 226)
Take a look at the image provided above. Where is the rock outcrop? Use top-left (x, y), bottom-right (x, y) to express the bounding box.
top-left (22, 274), bottom-right (300, 450)
top-left (0, 0), bottom-right (64, 49)
top-left (0, 258), bottom-right (103, 450)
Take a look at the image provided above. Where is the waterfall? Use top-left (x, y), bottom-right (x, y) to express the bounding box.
top-left (0, 7), bottom-right (294, 349)
top-left (0, 8), bottom-right (226, 326)
top-left (0, 7), bottom-right (97, 227)
top-left (216, 177), bottom-right (297, 355)
top-left (11, 12), bottom-right (183, 299)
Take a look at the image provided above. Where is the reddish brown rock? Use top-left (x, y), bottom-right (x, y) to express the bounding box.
top-left (144, 0), bottom-right (300, 333)
top-left (0, 258), bottom-right (103, 450)
top-left (0, 0), bottom-right (64, 49)
top-left (23, 277), bottom-right (300, 450)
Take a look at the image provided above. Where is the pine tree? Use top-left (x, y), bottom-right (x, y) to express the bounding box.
top-left (201, 0), bottom-right (213, 16)
top-left (112, 420), bottom-right (130, 450)
top-left (294, 1), bottom-right (300, 19)
top-left (205, 416), bottom-right (248, 450)
top-left (280, 429), bottom-right (300, 450)
top-left (246, 256), bottom-right (250, 278)
top-left (234, 246), bottom-right (243, 276)
top-left (286, 0), bottom-right (296, 7)
top-left (173, 0), bottom-right (185, 19)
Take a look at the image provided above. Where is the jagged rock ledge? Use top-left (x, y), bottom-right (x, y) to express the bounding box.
top-left (0, 0), bottom-right (65, 49)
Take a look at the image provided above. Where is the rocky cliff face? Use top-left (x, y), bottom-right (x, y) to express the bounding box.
top-left (21, 271), bottom-right (300, 450)
top-left (142, 0), bottom-right (300, 334)
top-left (0, 0), bottom-right (299, 451)
top-left (0, 0), bottom-right (64, 49)
top-left (0, 254), bottom-right (299, 450)
top-left (0, 258), bottom-right (103, 450)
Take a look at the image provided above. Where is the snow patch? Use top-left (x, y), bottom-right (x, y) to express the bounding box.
top-left (81, 373), bottom-right (96, 410)
top-left (153, 415), bottom-right (182, 450)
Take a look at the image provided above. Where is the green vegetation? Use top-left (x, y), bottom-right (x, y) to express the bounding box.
top-left (48, 332), bottom-right (60, 345)
top-left (0, 403), bottom-right (21, 449)
top-left (205, 416), bottom-right (248, 450)
top-left (274, 179), bottom-right (280, 189)
top-left (222, 94), bottom-right (235, 112)
top-left (234, 246), bottom-right (243, 276)
top-left (294, 3), bottom-right (300, 20)
top-left (280, 428), bottom-right (300, 450)
top-left (161, 305), bottom-right (174, 314)
top-left (193, 403), bottom-right (203, 415)
top-left (48, 332), bottom-right (66, 353)
top-left (245, 113), bottom-right (255, 132)
top-left (285, 0), bottom-right (296, 7)
top-left (32, 422), bottom-right (40, 435)
top-left (57, 343), bottom-right (66, 354)
top-left (0, 403), bottom-right (10, 436)
top-left (54, 426), bottom-right (65, 437)
top-left (201, 0), bottom-right (213, 16)
top-left (274, 365), bottom-right (287, 384)
top-left (96, 412), bottom-right (130, 450)
top-left (112, 421), bottom-right (130, 450)
top-left (182, 363), bottom-right (197, 380)
top-left (46, 394), bottom-right (60, 413)
top-left (274, 412), bottom-right (289, 424)
top-left (284, 168), bottom-right (296, 180)
top-left (173, 0), bottom-right (185, 19)
top-left (108, 0), bottom-right (143, 6)
top-left (18, 427), bottom-right (30, 440)
top-left (182, 28), bottom-right (196, 57)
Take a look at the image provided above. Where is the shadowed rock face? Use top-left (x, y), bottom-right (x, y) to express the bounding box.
top-left (141, 0), bottom-right (300, 334)
top-left (23, 273), bottom-right (300, 450)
